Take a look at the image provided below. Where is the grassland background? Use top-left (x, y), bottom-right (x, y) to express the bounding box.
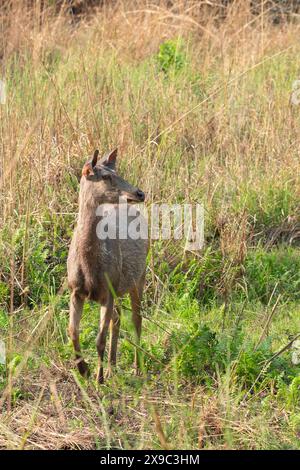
top-left (0, 0), bottom-right (300, 449)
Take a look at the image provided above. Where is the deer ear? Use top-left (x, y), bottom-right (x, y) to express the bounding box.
top-left (82, 162), bottom-right (94, 177)
top-left (81, 149), bottom-right (99, 178)
top-left (102, 148), bottom-right (117, 170)
top-left (91, 149), bottom-right (99, 167)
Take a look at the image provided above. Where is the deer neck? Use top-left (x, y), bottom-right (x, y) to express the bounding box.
top-left (76, 190), bottom-right (110, 300)
top-left (77, 191), bottom-right (102, 247)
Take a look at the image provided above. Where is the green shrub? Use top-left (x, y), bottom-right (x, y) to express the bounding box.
top-left (170, 324), bottom-right (222, 383)
top-left (243, 247), bottom-right (300, 304)
top-left (173, 325), bottom-right (217, 381)
top-left (0, 215), bottom-right (68, 308)
top-left (170, 323), bottom-right (300, 389)
top-left (166, 253), bottom-right (224, 306)
top-left (156, 39), bottom-right (186, 74)
top-left (277, 375), bottom-right (300, 409)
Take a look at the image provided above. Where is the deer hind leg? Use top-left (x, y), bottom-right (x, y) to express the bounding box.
top-left (96, 295), bottom-right (113, 384)
top-left (106, 305), bottom-right (121, 379)
top-left (69, 290), bottom-right (89, 377)
top-left (129, 274), bottom-right (145, 375)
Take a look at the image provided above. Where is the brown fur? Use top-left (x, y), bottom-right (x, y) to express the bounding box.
top-left (67, 149), bottom-right (148, 382)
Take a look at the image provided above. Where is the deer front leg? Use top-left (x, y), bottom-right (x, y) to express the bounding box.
top-left (96, 296), bottom-right (113, 384)
top-left (106, 306), bottom-right (121, 379)
top-left (130, 283), bottom-right (144, 376)
top-left (69, 290), bottom-right (89, 377)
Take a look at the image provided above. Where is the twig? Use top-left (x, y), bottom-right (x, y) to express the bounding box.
top-left (243, 332), bottom-right (300, 403)
top-left (255, 294), bottom-right (281, 350)
top-left (151, 406), bottom-right (171, 450)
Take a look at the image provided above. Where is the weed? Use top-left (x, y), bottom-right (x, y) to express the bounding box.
top-left (156, 39), bottom-right (186, 74)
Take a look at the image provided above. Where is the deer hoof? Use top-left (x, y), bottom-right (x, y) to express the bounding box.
top-left (77, 359), bottom-right (90, 378)
top-left (105, 367), bottom-right (114, 380)
top-left (133, 365), bottom-right (142, 377)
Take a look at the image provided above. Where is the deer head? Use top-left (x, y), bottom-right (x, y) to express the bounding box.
top-left (81, 148), bottom-right (145, 204)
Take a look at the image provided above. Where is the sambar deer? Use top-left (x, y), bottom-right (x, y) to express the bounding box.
top-left (67, 149), bottom-right (148, 383)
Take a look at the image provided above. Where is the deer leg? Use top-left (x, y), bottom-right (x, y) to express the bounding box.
top-left (129, 277), bottom-right (145, 375)
top-left (96, 296), bottom-right (113, 384)
top-left (106, 306), bottom-right (121, 379)
top-left (69, 290), bottom-right (89, 377)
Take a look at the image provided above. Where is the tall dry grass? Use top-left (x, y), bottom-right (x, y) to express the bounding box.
top-left (1, 1), bottom-right (300, 224)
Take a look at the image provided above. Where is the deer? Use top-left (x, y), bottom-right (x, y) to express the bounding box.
top-left (67, 148), bottom-right (148, 383)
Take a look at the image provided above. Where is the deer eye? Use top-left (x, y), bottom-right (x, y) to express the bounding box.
top-left (102, 173), bottom-right (112, 181)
